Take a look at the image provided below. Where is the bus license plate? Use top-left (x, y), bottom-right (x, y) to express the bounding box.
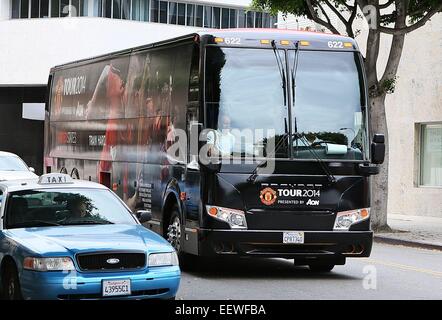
top-left (102, 279), bottom-right (131, 297)
top-left (283, 232), bottom-right (304, 244)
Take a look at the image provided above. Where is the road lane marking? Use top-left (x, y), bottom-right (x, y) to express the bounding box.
top-left (360, 258), bottom-right (442, 278)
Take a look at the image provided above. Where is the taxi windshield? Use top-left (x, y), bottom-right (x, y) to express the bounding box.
top-left (5, 188), bottom-right (137, 229)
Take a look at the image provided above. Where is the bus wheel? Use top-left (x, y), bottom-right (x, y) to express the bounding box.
top-left (308, 264), bottom-right (335, 273)
top-left (166, 208), bottom-right (182, 253)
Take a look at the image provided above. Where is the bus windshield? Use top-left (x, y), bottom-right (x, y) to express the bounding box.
top-left (205, 47), bottom-right (288, 158)
top-left (290, 50), bottom-right (368, 161)
top-left (205, 47), bottom-right (368, 161)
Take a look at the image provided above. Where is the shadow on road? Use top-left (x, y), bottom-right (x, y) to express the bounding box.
top-left (181, 256), bottom-right (360, 281)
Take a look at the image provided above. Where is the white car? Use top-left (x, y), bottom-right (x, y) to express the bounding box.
top-left (0, 151), bottom-right (38, 181)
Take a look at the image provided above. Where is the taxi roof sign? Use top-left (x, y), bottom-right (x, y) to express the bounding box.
top-left (38, 173), bottom-right (74, 185)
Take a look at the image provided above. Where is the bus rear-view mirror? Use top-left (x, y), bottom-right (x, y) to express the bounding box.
top-left (371, 134), bottom-right (385, 164)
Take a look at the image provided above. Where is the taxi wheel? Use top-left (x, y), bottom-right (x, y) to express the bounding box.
top-left (308, 264), bottom-right (335, 273)
top-left (166, 207), bottom-right (183, 254)
top-left (2, 264), bottom-right (23, 300)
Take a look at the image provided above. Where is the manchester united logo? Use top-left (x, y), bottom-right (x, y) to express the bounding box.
top-left (260, 187), bottom-right (277, 206)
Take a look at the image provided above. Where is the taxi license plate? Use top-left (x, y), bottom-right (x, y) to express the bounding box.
top-left (283, 231), bottom-right (304, 244)
top-left (102, 279), bottom-right (131, 297)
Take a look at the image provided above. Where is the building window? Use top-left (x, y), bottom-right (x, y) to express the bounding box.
top-left (80, 0), bottom-right (89, 16)
top-left (112, 0), bottom-right (120, 18)
top-left (195, 4), bottom-right (203, 27)
top-left (212, 7), bottom-right (220, 28)
top-left (40, 0), bottom-right (49, 17)
top-left (270, 15), bottom-right (277, 28)
top-left (255, 11), bottom-right (262, 28)
top-left (186, 3), bottom-right (194, 26)
top-left (246, 11), bottom-right (254, 28)
top-left (133, 0), bottom-right (148, 21)
top-left (237, 9), bottom-right (245, 28)
top-left (103, 0), bottom-right (111, 17)
top-left (168, 1), bottom-right (176, 24)
top-left (229, 9), bottom-right (237, 28)
top-left (159, 1), bottom-right (167, 23)
top-left (150, 0), bottom-right (158, 22)
top-left (203, 6), bottom-right (211, 28)
top-left (262, 12), bottom-right (270, 28)
top-left (121, 0), bottom-right (130, 19)
top-left (51, 0), bottom-right (60, 17)
top-left (221, 8), bottom-right (228, 28)
top-left (30, 0), bottom-right (39, 18)
top-left (20, 0), bottom-right (29, 18)
top-left (11, 0), bottom-right (21, 18)
top-left (10, 0), bottom-right (275, 29)
top-left (420, 123), bottom-right (442, 187)
top-left (177, 2), bottom-right (185, 25)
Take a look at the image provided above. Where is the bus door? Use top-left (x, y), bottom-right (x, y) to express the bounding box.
top-left (181, 109), bottom-right (201, 255)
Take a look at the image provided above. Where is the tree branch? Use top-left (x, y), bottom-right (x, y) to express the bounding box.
top-left (379, 0), bottom-right (407, 91)
top-left (379, 0), bottom-right (394, 10)
top-left (322, 1), bottom-right (356, 38)
top-left (317, 2), bottom-right (333, 26)
top-left (324, 1), bottom-right (349, 27)
top-left (379, 3), bottom-right (442, 35)
top-left (347, 4), bottom-right (358, 38)
top-left (305, 0), bottom-right (341, 34)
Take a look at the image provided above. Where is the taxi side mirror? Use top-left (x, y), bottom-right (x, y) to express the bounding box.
top-left (136, 210), bottom-right (152, 223)
top-left (29, 167), bottom-right (35, 173)
top-left (371, 134), bottom-right (385, 164)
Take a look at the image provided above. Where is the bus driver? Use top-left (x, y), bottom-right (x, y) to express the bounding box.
top-left (207, 115), bottom-right (236, 158)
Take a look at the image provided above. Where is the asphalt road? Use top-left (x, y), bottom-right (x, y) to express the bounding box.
top-left (177, 242), bottom-right (442, 300)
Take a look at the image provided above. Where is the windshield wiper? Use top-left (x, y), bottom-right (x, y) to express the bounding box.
top-left (10, 220), bottom-right (61, 228)
top-left (271, 40), bottom-right (287, 106)
top-left (248, 42), bottom-right (289, 183)
top-left (293, 130), bottom-right (337, 185)
top-left (290, 45), bottom-right (336, 185)
top-left (62, 219), bottom-right (114, 226)
top-left (247, 121), bottom-right (290, 183)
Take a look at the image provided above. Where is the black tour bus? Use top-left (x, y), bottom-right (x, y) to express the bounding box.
top-left (45, 29), bottom-right (385, 271)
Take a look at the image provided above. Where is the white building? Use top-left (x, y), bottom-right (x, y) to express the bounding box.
top-left (0, 0), bottom-right (276, 173)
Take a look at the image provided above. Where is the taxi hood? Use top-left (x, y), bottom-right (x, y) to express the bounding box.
top-left (4, 224), bottom-right (171, 256)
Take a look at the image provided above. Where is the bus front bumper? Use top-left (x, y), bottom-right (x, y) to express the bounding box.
top-left (199, 229), bottom-right (373, 260)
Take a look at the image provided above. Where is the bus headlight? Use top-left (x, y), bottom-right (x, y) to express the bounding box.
top-left (334, 208), bottom-right (370, 230)
top-left (206, 205), bottom-right (247, 229)
top-left (148, 252), bottom-right (179, 267)
top-left (23, 257), bottom-right (75, 272)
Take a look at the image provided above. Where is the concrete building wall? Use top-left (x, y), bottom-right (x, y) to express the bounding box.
top-left (0, 17), bottom-right (203, 85)
top-left (384, 16), bottom-right (442, 218)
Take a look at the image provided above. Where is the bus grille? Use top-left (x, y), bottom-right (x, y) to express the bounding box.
top-left (76, 252), bottom-right (146, 271)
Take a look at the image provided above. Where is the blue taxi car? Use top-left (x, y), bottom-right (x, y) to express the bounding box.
top-left (0, 173), bottom-right (180, 300)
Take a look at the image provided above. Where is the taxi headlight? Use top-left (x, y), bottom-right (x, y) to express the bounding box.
top-left (334, 208), bottom-right (370, 230)
top-left (206, 205), bottom-right (247, 229)
top-left (148, 252), bottom-right (179, 267)
top-left (23, 257), bottom-right (75, 272)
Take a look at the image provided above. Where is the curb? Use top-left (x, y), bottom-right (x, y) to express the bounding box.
top-left (374, 235), bottom-right (442, 251)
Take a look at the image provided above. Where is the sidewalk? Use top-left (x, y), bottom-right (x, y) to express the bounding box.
top-left (374, 214), bottom-right (442, 251)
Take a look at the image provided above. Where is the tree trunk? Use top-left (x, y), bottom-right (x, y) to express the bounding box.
top-left (369, 94), bottom-right (390, 231)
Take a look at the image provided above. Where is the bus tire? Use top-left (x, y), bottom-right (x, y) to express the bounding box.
top-left (308, 264), bottom-right (335, 273)
top-left (165, 206), bottom-right (198, 270)
top-left (166, 207), bottom-right (184, 254)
